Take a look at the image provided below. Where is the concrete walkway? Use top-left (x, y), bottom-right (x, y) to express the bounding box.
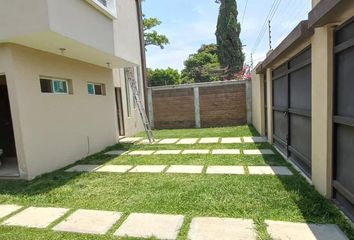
top-left (105, 149), bottom-right (275, 156)
top-left (119, 137), bottom-right (268, 145)
top-left (0, 204), bottom-right (348, 240)
top-left (66, 165), bottom-right (293, 176)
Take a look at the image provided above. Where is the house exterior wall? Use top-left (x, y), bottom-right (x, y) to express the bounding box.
top-left (1, 44), bottom-right (118, 180)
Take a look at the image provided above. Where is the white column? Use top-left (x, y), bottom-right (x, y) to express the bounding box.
top-left (194, 87), bottom-right (201, 128)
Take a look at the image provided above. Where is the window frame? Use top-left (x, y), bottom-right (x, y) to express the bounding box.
top-left (40, 78), bottom-right (70, 95)
top-left (87, 82), bottom-right (105, 96)
top-left (85, 0), bottom-right (117, 19)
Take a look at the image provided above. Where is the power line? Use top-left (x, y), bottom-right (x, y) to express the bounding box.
top-left (241, 0), bottom-right (249, 26)
top-left (251, 0), bottom-right (281, 54)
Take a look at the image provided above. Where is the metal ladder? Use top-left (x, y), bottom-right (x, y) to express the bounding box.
top-left (126, 67), bottom-right (155, 143)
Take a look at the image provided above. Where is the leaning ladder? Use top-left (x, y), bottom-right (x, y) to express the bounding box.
top-left (126, 67), bottom-right (155, 143)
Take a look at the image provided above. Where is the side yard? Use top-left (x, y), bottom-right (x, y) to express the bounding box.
top-left (0, 125), bottom-right (353, 240)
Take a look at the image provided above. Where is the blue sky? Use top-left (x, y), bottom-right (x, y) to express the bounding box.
top-left (142, 0), bottom-right (312, 71)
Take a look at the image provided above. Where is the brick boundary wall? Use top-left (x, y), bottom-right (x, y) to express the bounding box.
top-left (147, 80), bottom-right (252, 129)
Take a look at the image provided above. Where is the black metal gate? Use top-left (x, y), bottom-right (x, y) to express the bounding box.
top-left (333, 18), bottom-right (354, 221)
top-left (272, 48), bottom-right (312, 177)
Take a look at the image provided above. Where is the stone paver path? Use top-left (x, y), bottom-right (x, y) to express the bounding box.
top-left (129, 165), bottom-right (167, 173)
top-left (182, 150), bottom-right (210, 155)
top-left (104, 150), bottom-right (128, 156)
top-left (114, 213), bottom-right (184, 240)
top-left (0, 204), bottom-right (22, 219)
top-left (265, 220), bottom-right (349, 240)
top-left (53, 209), bottom-right (121, 235)
top-left (119, 137), bottom-right (143, 143)
top-left (211, 149), bottom-right (240, 155)
top-left (243, 149), bottom-right (274, 155)
top-left (158, 138), bottom-right (180, 144)
top-left (188, 217), bottom-right (257, 240)
top-left (96, 165), bottom-right (133, 173)
top-left (0, 205), bottom-right (348, 239)
top-left (177, 138), bottom-right (199, 145)
top-left (220, 137), bottom-right (242, 144)
top-left (199, 137), bottom-right (219, 144)
top-left (66, 165), bottom-right (101, 173)
top-left (166, 165), bottom-right (204, 174)
top-left (65, 165), bottom-right (294, 176)
top-left (249, 166), bottom-right (293, 176)
top-left (243, 137), bottom-right (268, 143)
top-left (154, 150), bottom-right (182, 155)
top-left (128, 150), bottom-right (155, 156)
top-left (2, 207), bottom-right (69, 228)
top-left (206, 166), bottom-right (245, 175)
top-left (138, 139), bottom-right (161, 144)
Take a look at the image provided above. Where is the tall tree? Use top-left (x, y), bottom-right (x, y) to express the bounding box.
top-left (143, 16), bottom-right (169, 49)
top-left (215, 0), bottom-right (244, 77)
top-left (181, 44), bottom-right (221, 83)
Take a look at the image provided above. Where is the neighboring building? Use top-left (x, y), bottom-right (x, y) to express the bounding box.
top-left (252, 0), bottom-right (354, 221)
top-left (0, 0), bottom-right (146, 180)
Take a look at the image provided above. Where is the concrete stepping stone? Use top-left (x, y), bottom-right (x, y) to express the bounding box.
top-left (206, 166), bottom-right (245, 175)
top-left (177, 138), bottom-right (199, 145)
top-left (199, 138), bottom-right (219, 144)
top-left (2, 207), bottom-right (69, 228)
top-left (248, 166), bottom-right (293, 176)
top-left (65, 165), bottom-right (102, 172)
top-left (138, 139), bottom-right (161, 144)
top-left (115, 213), bottom-right (184, 240)
top-left (188, 217), bottom-right (257, 240)
top-left (96, 165), bottom-right (133, 173)
top-left (182, 150), bottom-right (209, 155)
top-left (119, 137), bottom-right (143, 143)
top-left (53, 209), bottom-right (121, 235)
top-left (128, 150), bottom-right (155, 156)
top-left (129, 165), bottom-right (167, 173)
top-left (211, 149), bottom-right (240, 155)
top-left (243, 137), bottom-right (268, 143)
top-left (243, 149), bottom-right (274, 155)
top-left (0, 204), bottom-right (22, 219)
top-left (159, 138), bottom-right (180, 144)
top-left (265, 220), bottom-right (349, 240)
top-left (220, 137), bottom-right (242, 144)
top-left (166, 165), bottom-right (204, 174)
top-left (104, 150), bottom-right (128, 156)
top-left (154, 150), bottom-right (182, 155)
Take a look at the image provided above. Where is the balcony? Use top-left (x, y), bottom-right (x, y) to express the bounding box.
top-left (0, 0), bottom-right (135, 68)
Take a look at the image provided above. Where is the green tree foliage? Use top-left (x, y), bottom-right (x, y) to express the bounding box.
top-left (215, 0), bottom-right (245, 77)
top-left (181, 44), bottom-right (221, 83)
top-left (147, 68), bottom-right (181, 86)
top-left (144, 16), bottom-right (170, 49)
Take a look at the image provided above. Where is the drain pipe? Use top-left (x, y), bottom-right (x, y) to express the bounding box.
top-left (135, 0), bottom-right (149, 117)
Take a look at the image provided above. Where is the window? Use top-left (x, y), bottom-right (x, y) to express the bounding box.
top-left (124, 68), bottom-right (132, 117)
top-left (88, 83), bottom-right (105, 96)
top-left (85, 0), bottom-right (117, 19)
top-left (40, 78), bottom-right (70, 94)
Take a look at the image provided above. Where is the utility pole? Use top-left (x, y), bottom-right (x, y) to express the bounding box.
top-left (250, 53), bottom-right (254, 69)
top-left (268, 20), bottom-right (272, 50)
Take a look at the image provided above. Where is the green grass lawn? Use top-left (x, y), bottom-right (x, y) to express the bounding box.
top-left (0, 125), bottom-right (353, 240)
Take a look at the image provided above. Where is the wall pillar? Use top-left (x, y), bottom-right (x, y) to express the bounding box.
top-left (194, 87), bottom-right (201, 128)
top-left (266, 68), bottom-right (273, 144)
top-left (147, 87), bottom-right (154, 129)
top-left (311, 25), bottom-right (334, 198)
top-left (251, 71), bottom-right (265, 135)
top-left (245, 80), bottom-right (253, 124)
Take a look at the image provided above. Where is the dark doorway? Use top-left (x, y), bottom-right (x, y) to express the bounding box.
top-left (0, 75), bottom-right (19, 177)
top-left (333, 18), bottom-right (354, 221)
top-left (115, 87), bottom-right (125, 136)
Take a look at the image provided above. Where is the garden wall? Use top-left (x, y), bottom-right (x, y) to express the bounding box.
top-left (147, 80), bottom-right (251, 129)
